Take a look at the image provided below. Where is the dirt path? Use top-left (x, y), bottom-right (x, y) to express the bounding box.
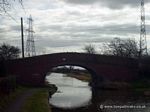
top-left (6, 88), bottom-right (38, 112)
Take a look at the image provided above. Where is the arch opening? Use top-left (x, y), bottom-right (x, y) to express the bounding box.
top-left (49, 65), bottom-right (92, 84)
top-left (44, 64), bottom-right (100, 109)
top-left (45, 63), bottom-right (104, 87)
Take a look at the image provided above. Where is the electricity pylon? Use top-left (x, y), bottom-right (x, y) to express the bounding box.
top-left (26, 15), bottom-right (36, 57)
top-left (139, 0), bottom-right (148, 57)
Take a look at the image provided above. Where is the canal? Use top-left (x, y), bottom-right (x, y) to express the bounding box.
top-left (46, 72), bottom-right (150, 112)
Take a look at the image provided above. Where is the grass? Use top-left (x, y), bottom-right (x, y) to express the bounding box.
top-left (131, 81), bottom-right (150, 92)
top-left (67, 73), bottom-right (91, 82)
top-left (0, 86), bottom-right (28, 112)
top-left (20, 88), bottom-right (51, 112)
top-left (0, 85), bottom-right (56, 112)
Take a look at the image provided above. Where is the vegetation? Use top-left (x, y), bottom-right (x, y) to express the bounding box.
top-left (0, 60), bottom-right (6, 77)
top-left (0, 86), bottom-right (28, 112)
top-left (0, 0), bottom-right (23, 13)
top-left (103, 38), bottom-right (139, 58)
top-left (0, 42), bottom-right (52, 112)
top-left (0, 43), bottom-right (20, 60)
top-left (132, 79), bottom-right (150, 90)
top-left (0, 76), bottom-right (17, 94)
top-left (0, 43), bottom-right (20, 77)
top-left (0, 85), bottom-right (56, 112)
top-left (52, 66), bottom-right (88, 74)
top-left (67, 73), bottom-right (91, 82)
top-left (83, 44), bottom-right (96, 54)
top-left (52, 65), bottom-right (91, 82)
top-left (82, 38), bottom-right (146, 58)
top-left (21, 88), bottom-right (51, 112)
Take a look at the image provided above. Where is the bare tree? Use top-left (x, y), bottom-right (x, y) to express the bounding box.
top-left (0, 43), bottom-right (20, 60)
top-left (103, 38), bottom-right (139, 58)
top-left (83, 44), bottom-right (96, 54)
top-left (0, 0), bottom-right (23, 14)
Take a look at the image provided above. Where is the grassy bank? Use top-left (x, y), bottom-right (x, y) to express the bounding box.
top-left (67, 73), bottom-right (91, 82)
top-left (131, 80), bottom-right (150, 93)
top-left (21, 88), bottom-right (51, 112)
top-left (0, 86), bottom-right (28, 112)
top-left (0, 85), bottom-right (57, 112)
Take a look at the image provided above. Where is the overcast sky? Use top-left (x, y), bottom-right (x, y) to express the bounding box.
top-left (0, 0), bottom-right (150, 55)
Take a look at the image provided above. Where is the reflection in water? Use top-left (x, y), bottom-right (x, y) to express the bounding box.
top-left (46, 73), bottom-right (92, 108)
top-left (46, 73), bottom-right (150, 112)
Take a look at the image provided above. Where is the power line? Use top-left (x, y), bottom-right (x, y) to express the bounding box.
top-left (3, 10), bottom-right (19, 23)
top-left (0, 0), bottom-right (29, 23)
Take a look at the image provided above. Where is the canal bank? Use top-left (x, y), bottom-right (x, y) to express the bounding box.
top-left (3, 74), bottom-right (150, 112)
top-left (1, 85), bottom-right (57, 112)
top-left (20, 87), bottom-right (51, 112)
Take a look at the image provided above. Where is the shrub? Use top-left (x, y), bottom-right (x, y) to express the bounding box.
top-left (0, 76), bottom-right (17, 94)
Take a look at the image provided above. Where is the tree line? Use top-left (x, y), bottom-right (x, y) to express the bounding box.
top-left (83, 37), bottom-right (148, 58)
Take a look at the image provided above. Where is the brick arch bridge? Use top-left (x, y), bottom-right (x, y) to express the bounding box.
top-left (4, 52), bottom-right (138, 87)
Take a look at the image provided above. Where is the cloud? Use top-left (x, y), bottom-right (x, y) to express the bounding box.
top-left (34, 23), bottom-right (143, 54)
top-left (1, 0), bottom-right (150, 54)
top-left (37, 23), bottom-right (141, 38)
top-left (63, 0), bottom-right (150, 9)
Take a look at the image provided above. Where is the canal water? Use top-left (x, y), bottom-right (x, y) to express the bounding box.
top-left (46, 72), bottom-right (150, 112)
top-left (46, 73), bottom-right (92, 108)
